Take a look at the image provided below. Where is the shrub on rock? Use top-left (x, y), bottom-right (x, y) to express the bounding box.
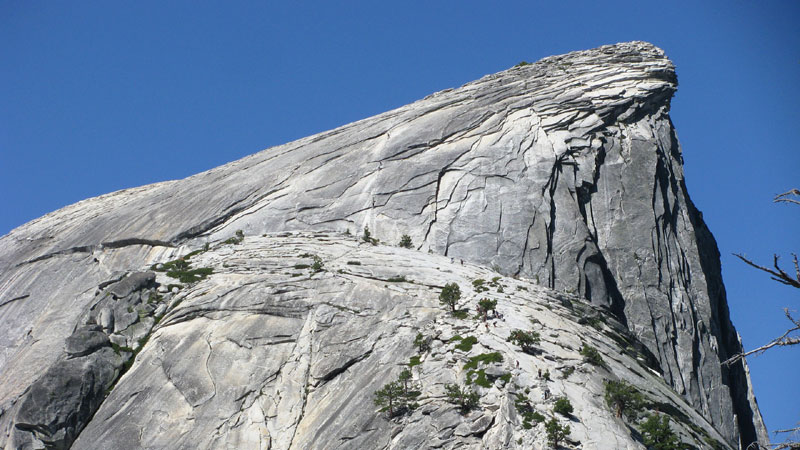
top-left (439, 283), bottom-right (461, 313)
top-left (507, 329), bottom-right (540, 354)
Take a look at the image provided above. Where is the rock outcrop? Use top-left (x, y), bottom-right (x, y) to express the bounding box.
top-left (0, 42), bottom-right (767, 449)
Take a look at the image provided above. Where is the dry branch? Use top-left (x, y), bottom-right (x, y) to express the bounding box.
top-left (734, 253), bottom-right (800, 289)
top-left (774, 189), bottom-right (800, 206)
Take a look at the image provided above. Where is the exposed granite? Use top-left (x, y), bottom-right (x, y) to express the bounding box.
top-left (0, 42), bottom-right (767, 448)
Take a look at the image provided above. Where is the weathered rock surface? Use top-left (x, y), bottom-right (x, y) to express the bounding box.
top-left (74, 234), bottom-right (737, 449)
top-left (0, 42), bottom-right (767, 448)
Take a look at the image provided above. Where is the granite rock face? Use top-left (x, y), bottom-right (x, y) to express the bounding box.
top-left (0, 42), bottom-right (766, 449)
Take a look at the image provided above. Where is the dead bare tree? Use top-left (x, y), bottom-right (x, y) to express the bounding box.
top-left (722, 189), bottom-right (799, 449)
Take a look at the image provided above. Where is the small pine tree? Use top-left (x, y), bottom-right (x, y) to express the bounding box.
top-left (507, 329), bottom-right (541, 354)
top-left (414, 332), bottom-right (431, 353)
top-left (604, 380), bottom-right (645, 420)
top-left (553, 396), bottom-right (573, 416)
top-left (311, 256), bottom-right (324, 272)
top-left (373, 381), bottom-right (405, 417)
top-left (398, 234), bottom-right (413, 248)
top-left (398, 368), bottom-right (412, 395)
top-left (545, 417), bottom-right (570, 448)
top-left (477, 298), bottom-right (497, 321)
top-left (580, 344), bottom-right (605, 367)
top-left (444, 383), bottom-right (480, 414)
top-left (439, 283), bottom-right (461, 313)
top-left (640, 414), bottom-right (682, 450)
top-left (362, 226), bottom-right (377, 245)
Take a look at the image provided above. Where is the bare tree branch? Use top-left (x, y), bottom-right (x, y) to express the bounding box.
top-left (723, 310), bottom-right (800, 366)
top-left (734, 253), bottom-right (800, 289)
top-left (772, 424), bottom-right (800, 450)
top-left (735, 189), bottom-right (799, 450)
top-left (794, 254), bottom-right (800, 286)
top-left (788, 308), bottom-right (800, 328)
top-left (775, 426), bottom-right (800, 435)
top-left (774, 189), bottom-right (800, 206)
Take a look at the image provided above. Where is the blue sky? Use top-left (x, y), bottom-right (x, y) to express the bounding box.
top-left (2, 1), bottom-right (798, 441)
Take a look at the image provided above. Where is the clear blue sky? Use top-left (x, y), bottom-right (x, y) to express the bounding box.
top-left (2, 1), bottom-right (798, 441)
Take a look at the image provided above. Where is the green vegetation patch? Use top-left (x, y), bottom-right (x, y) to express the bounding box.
top-left (453, 336), bottom-right (478, 352)
top-left (154, 254), bottom-right (213, 284)
top-left (553, 396), bottom-right (573, 416)
top-left (167, 267), bottom-right (213, 284)
top-left (514, 392), bottom-right (546, 429)
top-left (467, 369), bottom-right (491, 388)
top-left (183, 249), bottom-right (205, 260)
top-left (152, 258), bottom-right (189, 272)
top-left (223, 230), bottom-right (245, 245)
top-left (111, 343), bottom-right (134, 356)
top-left (463, 352), bottom-right (504, 388)
top-left (452, 310), bottom-right (469, 319)
top-left (472, 279), bottom-right (489, 293)
top-left (463, 351), bottom-right (503, 370)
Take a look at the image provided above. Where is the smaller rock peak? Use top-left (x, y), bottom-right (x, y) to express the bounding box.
top-left (530, 40), bottom-right (673, 72)
top-left (498, 40), bottom-right (678, 103)
top-left (599, 40), bottom-right (668, 57)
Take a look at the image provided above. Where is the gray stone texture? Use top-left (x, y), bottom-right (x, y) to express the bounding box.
top-left (0, 42), bottom-right (767, 448)
top-left (3, 271), bottom-right (163, 449)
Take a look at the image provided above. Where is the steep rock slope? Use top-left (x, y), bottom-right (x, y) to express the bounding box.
top-left (0, 42), bottom-right (766, 448)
